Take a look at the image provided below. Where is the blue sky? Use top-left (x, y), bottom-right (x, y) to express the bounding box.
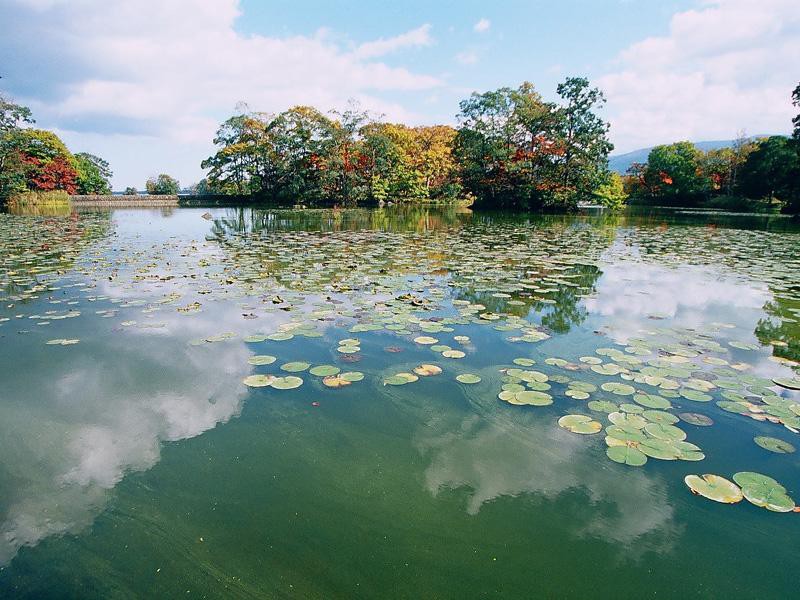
top-left (1, 0), bottom-right (797, 189)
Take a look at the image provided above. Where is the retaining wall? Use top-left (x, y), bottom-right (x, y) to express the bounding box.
top-left (70, 194), bottom-right (179, 207)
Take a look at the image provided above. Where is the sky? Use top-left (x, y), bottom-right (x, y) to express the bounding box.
top-left (1, 0), bottom-right (797, 190)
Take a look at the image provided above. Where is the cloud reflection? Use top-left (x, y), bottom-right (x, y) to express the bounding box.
top-left (584, 261), bottom-right (769, 343)
top-left (0, 321), bottom-right (249, 565)
top-left (415, 406), bottom-right (681, 549)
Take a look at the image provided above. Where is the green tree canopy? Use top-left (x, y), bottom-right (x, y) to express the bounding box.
top-left (738, 136), bottom-right (799, 204)
top-left (639, 142), bottom-right (709, 204)
top-left (454, 78), bottom-right (612, 210)
top-left (0, 93), bottom-right (34, 133)
top-left (593, 172), bottom-right (627, 209)
top-left (146, 173), bottom-right (181, 195)
top-left (74, 152), bottom-right (112, 194)
top-left (555, 77), bottom-right (613, 200)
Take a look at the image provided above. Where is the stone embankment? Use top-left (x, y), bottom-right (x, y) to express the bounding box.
top-left (70, 194), bottom-right (179, 207)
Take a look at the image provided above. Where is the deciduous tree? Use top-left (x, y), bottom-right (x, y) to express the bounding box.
top-left (146, 173), bottom-right (180, 195)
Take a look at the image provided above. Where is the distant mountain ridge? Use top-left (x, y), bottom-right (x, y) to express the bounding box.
top-left (608, 135), bottom-right (782, 174)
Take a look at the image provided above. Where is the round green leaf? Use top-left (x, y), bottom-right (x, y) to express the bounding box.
top-left (684, 474), bottom-right (743, 503)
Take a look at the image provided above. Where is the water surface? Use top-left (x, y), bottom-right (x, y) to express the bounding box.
top-left (0, 206), bottom-right (798, 598)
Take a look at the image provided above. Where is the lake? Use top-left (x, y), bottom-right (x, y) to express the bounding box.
top-left (0, 205), bottom-right (799, 598)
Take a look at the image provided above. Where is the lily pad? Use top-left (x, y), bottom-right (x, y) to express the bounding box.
top-left (773, 377), bottom-right (800, 390)
top-left (601, 382), bottom-right (635, 396)
top-left (644, 422), bottom-right (687, 441)
top-left (243, 334), bottom-right (268, 343)
top-left (633, 393), bottom-right (671, 409)
top-left (558, 414), bottom-right (602, 434)
top-left (642, 410), bottom-right (679, 425)
top-left (588, 400), bottom-right (618, 413)
top-left (248, 355), bottom-right (277, 366)
top-left (385, 372), bottom-right (419, 385)
top-left (753, 436), bottom-right (795, 454)
top-left (413, 364), bottom-right (443, 376)
top-left (500, 390), bottom-right (553, 406)
top-left (684, 474), bottom-right (743, 503)
top-left (322, 375), bottom-right (351, 388)
top-left (281, 361), bottom-right (310, 373)
top-left (340, 371), bottom-right (364, 382)
top-left (456, 373), bottom-right (481, 384)
top-left (679, 412), bottom-right (714, 426)
top-left (309, 365), bottom-right (340, 377)
top-left (512, 357), bottom-right (536, 366)
top-left (271, 375), bottom-right (304, 390)
top-left (243, 374), bottom-right (276, 388)
top-left (639, 439), bottom-right (682, 460)
top-left (733, 472), bottom-right (795, 512)
top-left (606, 445), bottom-right (647, 466)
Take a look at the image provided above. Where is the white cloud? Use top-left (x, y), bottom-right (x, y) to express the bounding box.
top-left (473, 18), bottom-right (491, 33)
top-left (599, 0), bottom-right (799, 152)
top-left (353, 23), bottom-right (433, 59)
top-left (5, 0), bottom-right (441, 186)
top-left (455, 50), bottom-right (478, 65)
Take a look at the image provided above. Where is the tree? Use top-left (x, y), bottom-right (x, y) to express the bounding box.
top-left (124, 186), bottom-right (138, 195)
top-left (146, 173), bottom-right (180, 195)
top-left (593, 172), bottom-right (627, 209)
top-left (269, 106), bottom-right (335, 203)
top-left (201, 111), bottom-right (275, 195)
top-left (6, 129), bottom-right (79, 195)
top-left (360, 123), bottom-right (460, 202)
top-left (320, 103), bottom-right (371, 206)
top-left (635, 142), bottom-right (709, 204)
top-left (1, 91), bottom-right (110, 202)
top-left (738, 136), bottom-right (799, 205)
top-left (0, 93), bottom-right (34, 133)
top-left (555, 77), bottom-right (613, 202)
top-left (455, 82), bottom-right (562, 209)
top-left (74, 152), bottom-right (112, 194)
top-left (454, 79), bottom-right (611, 210)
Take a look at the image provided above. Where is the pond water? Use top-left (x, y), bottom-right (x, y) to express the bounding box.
top-left (0, 205), bottom-right (799, 598)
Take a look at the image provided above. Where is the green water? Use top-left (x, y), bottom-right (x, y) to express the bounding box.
top-left (0, 206), bottom-right (799, 598)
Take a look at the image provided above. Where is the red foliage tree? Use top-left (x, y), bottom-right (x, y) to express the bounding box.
top-left (22, 154), bottom-right (78, 194)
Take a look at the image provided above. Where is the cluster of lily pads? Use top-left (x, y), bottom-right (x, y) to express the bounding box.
top-left (491, 324), bottom-right (800, 475)
top-left (685, 472), bottom-right (797, 513)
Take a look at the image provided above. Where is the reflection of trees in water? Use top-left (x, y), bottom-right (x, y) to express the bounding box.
top-left (209, 205), bottom-right (473, 236)
top-left (605, 217), bottom-right (800, 366)
top-left (756, 294), bottom-right (800, 364)
top-left (207, 209), bottom-right (614, 338)
top-left (453, 263), bottom-right (603, 334)
top-left (450, 217), bottom-right (615, 334)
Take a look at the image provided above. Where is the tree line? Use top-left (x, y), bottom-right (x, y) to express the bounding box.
top-left (4, 78), bottom-right (798, 213)
top-left (199, 77), bottom-right (616, 210)
top-left (623, 84), bottom-right (800, 214)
